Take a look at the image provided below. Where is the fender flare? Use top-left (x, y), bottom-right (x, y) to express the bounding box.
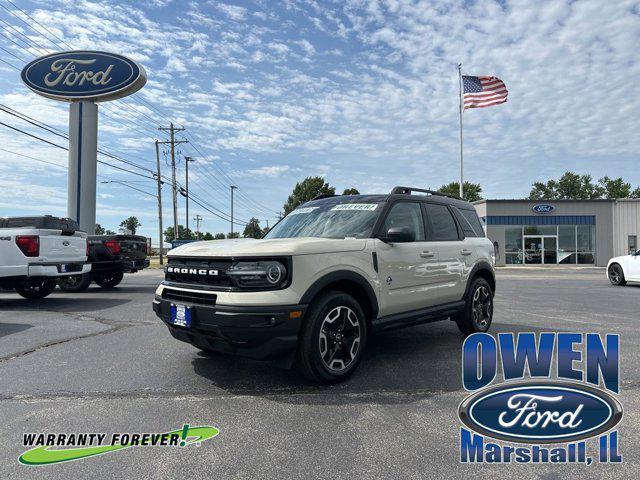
top-left (463, 261), bottom-right (496, 299)
top-left (300, 270), bottom-right (379, 319)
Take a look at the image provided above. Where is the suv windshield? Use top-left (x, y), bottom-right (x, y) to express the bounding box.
top-left (265, 201), bottom-right (382, 239)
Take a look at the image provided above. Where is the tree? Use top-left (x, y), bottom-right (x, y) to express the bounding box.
top-left (262, 226), bottom-right (271, 236)
top-left (342, 188), bottom-right (360, 195)
top-left (119, 216), bottom-right (141, 235)
top-left (106, 229), bottom-right (116, 235)
top-left (202, 232), bottom-right (214, 240)
top-left (283, 176), bottom-right (335, 215)
top-left (598, 176), bottom-right (632, 199)
top-left (227, 232), bottom-right (240, 239)
top-left (243, 217), bottom-right (263, 238)
top-left (438, 182), bottom-right (483, 202)
top-left (528, 172), bottom-right (640, 200)
top-left (94, 224), bottom-right (106, 235)
top-left (214, 233), bottom-right (226, 240)
top-left (163, 225), bottom-right (196, 243)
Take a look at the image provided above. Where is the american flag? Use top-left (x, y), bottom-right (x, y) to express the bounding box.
top-left (462, 75), bottom-right (508, 109)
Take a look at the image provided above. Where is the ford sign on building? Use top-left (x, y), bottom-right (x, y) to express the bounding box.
top-left (474, 199), bottom-right (640, 267)
top-left (21, 51), bottom-right (147, 234)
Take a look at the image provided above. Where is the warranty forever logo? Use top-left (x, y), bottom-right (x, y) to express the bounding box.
top-left (19, 424), bottom-right (219, 466)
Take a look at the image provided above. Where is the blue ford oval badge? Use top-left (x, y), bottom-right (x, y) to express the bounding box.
top-left (458, 382), bottom-right (622, 443)
top-left (532, 204), bottom-right (555, 214)
top-left (21, 51), bottom-right (146, 102)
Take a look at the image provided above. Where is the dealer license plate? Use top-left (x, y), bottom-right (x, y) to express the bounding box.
top-left (170, 304), bottom-right (191, 327)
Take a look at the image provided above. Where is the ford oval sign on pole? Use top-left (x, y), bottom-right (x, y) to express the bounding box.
top-left (20, 51), bottom-right (147, 234)
top-left (532, 204), bottom-right (555, 214)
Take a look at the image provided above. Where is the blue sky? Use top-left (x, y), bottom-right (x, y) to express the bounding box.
top-left (0, 0), bottom-right (639, 241)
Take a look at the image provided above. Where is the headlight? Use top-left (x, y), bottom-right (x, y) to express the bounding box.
top-left (227, 260), bottom-right (288, 289)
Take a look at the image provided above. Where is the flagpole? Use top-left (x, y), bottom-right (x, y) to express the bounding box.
top-left (458, 63), bottom-right (464, 199)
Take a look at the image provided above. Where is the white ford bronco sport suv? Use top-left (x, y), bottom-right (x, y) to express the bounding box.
top-left (0, 216), bottom-right (90, 299)
top-left (153, 187), bottom-right (495, 383)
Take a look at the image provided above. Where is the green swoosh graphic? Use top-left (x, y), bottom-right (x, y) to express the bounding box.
top-left (19, 426), bottom-right (219, 466)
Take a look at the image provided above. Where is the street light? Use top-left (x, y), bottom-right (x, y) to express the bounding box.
top-left (184, 156), bottom-right (195, 232)
top-left (230, 185), bottom-right (237, 237)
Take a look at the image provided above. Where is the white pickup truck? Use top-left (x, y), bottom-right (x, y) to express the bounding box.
top-left (0, 216), bottom-right (90, 299)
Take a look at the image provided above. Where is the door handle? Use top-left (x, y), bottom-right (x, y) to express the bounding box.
top-left (460, 249), bottom-right (472, 256)
top-left (420, 251), bottom-right (435, 258)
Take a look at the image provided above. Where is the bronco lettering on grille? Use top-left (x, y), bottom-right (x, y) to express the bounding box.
top-left (166, 266), bottom-right (219, 275)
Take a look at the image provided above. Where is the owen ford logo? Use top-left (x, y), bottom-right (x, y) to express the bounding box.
top-left (21, 51), bottom-right (146, 102)
top-left (166, 266), bottom-right (219, 276)
top-left (458, 382), bottom-right (622, 443)
top-left (532, 204), bottom-right (555, 214)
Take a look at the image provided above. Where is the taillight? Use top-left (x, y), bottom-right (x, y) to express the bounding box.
top-left (104, 240), bottom-right (121, 255)
top-left (16, 235), bottom-right (39, 257)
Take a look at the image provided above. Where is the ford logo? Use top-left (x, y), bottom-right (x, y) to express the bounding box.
top-left (532, 204), bottom-right (555, 214)
top-left (21, 51), bottom-right (146, 102)
top-left (62, 241), bottom-right (70, 246)
top-left (459, 382), bottom-right (622, 443)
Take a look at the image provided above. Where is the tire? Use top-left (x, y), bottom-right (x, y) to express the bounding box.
top-left (15, 278), bottom-right (57, 299)
top-left (608, 263), bottom-right (626, 286)
top-left (456, 277), bottom-right (494, 335)
top-left (58, 273), bottom-right (92, 292)
top-left (297, 291), bottom-right (367, 384)
top-left (93, 270), bottom-right (124, 289)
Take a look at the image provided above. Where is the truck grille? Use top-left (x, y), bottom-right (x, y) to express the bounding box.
top-left (165, 258), bottom-right (234, 288)
top-left (162, 288), bottom-right (217, 307)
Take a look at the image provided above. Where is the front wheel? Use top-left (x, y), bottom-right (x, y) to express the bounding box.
top-left (93, 270), bottom-right (124, 289)
top-left (15, 278), bottom-right (57, 299)
top-left (456, 277), bottom-right (494, 335)
top-left (58, 273), bottom-right (92, 292)
top-left (608, 263), bottom-right (626, 286)
top-left (297, 291), bottom-right (367, 384)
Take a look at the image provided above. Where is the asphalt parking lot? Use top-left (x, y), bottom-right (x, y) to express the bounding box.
top-left (0, 268), bottom-right (638, 479)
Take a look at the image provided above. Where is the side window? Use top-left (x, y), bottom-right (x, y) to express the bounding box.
top-left (381, 202), bottom-right (425, 241)
top-left (452, 208), bottom-right (477, 237)
top-left (460, 208), bottom-right (485, 237)
top-left (424, 204), bottom-right (459, 241)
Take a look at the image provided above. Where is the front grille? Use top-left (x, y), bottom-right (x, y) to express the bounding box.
top-left (162, 288), bottom-right (217, 307)
top-left (165, 258), bottom-right (233, 288)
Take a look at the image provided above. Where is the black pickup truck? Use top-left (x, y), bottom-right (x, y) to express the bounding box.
top-left (58, 235), bottom-right (149, 292)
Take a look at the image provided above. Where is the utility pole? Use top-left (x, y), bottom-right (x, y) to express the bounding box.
top-left (184, 156), bottom-right (195, 232)
top-left (158, 123), bottom-right (187, 242)
top-left (194, 214), bottom-right (202, 240)
top-left (230, 185), bottom-right (237, 236)
top-left (154, 140), bottom-right (164, 265)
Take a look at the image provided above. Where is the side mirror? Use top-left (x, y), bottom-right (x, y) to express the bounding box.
top-left (381, 227), bottom-right (415, 243)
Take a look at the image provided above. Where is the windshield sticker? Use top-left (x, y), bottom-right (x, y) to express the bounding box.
top-left (289, 207), bottom-right (319, 215)
top-left (330, 204), bottom-right (378, 212)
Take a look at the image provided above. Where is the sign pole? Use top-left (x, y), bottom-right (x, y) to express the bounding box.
top-left (67, 100), bottom-right (98, 234)
top-left (458, 63), bottom-right (464, 200)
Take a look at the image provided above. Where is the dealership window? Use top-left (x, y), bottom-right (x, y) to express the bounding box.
top-left (505, 226), bottom-right (523, 264)
top-left (576, 225), bottom-right (595, 264)
top-left (629, 235), bottom-right (637, 255)
top-left (558, 226), bottom-right (576, 264)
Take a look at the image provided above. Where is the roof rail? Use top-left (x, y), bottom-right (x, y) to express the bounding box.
top-left (389, 186), bottom-right (459, 199)
top-left (311, 194), bottom-right (338, 201)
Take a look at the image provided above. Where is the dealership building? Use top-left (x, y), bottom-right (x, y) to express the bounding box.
top-left (473, 199), bottom-right (640, 267)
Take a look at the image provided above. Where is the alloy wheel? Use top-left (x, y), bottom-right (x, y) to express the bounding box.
top-left (472, 285), bottom-right (492, 330)
top-left (318, 306), bottom-right (361, 372)
top-left (609, 265), bottom-right (622, 284)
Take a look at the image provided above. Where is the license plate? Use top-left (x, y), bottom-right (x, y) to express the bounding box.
top-left (170, 304), bottom-right (191, 328)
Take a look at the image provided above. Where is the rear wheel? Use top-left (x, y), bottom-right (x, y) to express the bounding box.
top-left (58, 273), bottom-right (92, 292)
top-left (456, 277), bottom-right (493, 335)
top-left (15, 278), bottom-right (57, 299)
top-left (93, 270), bottom-right (124, 289)
top-left (297, 291), bottom-right (367, 384)
top-left (608, 263), bottom-right (626, 286)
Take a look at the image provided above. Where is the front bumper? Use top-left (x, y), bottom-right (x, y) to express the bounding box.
top-left (27, 263), bottom-right (91, 277)
top-left (153, 297), bottom-right (306, 360)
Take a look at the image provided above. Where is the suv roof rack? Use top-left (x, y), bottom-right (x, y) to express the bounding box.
top-left (311, 194), bottom-right (339, 201)
top-left (390, 186), bottom-right (459, 199)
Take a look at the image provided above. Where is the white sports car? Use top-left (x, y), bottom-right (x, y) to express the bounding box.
top-left (607, 251), bottom-right (640, 286)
